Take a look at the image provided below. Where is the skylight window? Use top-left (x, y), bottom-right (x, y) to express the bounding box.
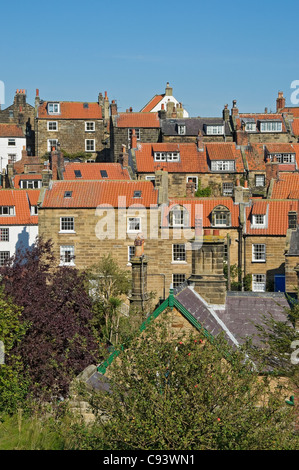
top-left (100, 170), bottom-right (108, 178)
top-left (74, 170), bottom-right (82, 178)
top-left (64, 191), bottom-right (73, 198)
top-left (133, 190), bottom-right (142, 198)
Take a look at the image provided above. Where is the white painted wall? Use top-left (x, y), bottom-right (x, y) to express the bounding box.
top-left (0, 224), bottom-right (38, 261)
top-left (0, 136), bottom-right (26, 171)
top-left (151, 96), bottom-right (189, 118)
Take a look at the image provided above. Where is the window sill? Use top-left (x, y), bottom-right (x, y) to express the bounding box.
top-left (59, 230), bottom-right (76, 234)
top-left (251, 260), bottom-right (266, 263)
top-left (171, 261), bottom-right (187, 264)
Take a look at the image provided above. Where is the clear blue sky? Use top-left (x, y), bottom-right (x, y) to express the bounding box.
top-left (1, 0), bottom-right (299, 117)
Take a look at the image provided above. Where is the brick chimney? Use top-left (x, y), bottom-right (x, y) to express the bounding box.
top-left (223, 104), bottom-right (230, 122)
top-left (276, 91), bottom-right (286, 112)
top-left (50, 144), bottom-right (64, 180)
top-left (119, 144), bottom-right (129, 167)
top-left (158, 103), bottom-right (167, 119)
top-left (236, 122), bottom-right (248, 145)
top-left (165, 82), bottom-right (173, 96)
top-left (129, 235), bottom-right (150, 312)
top-left (35, 89), bottom-right (40, 116)
top-left (188, 230), bottom-right (227, 305)
top-left (131, 129), bottom-right (138, 150)
top-left (110, 100), bottom-right (118, 116)
top-left (234, 179), bottom-right (251, 203)
top-left (265, 156), bottom-right (279, 187)
top-left (196, 130), bottom-right (204, 152)
top-left (231, 99), bottom-right (239, 117)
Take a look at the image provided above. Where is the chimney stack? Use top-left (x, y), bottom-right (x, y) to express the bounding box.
top-left (119, 144), bottom-right (129, 167)
top-left (155, 169), bottom-right (169, 205)
top-left (231, 99), bottom-right (239, 117)
top-left (223, 104), bottom-right (230, 121)
top-left (131, 129), bottom-right (138, 149)
top-left (196, 130), bottom-right (204, 152)
top-left (276, 91), bottom-right (286, 112)
top-left (165, 82), bottom-right (173, 96)
top-left (110, 100), bottom-right (118, 116)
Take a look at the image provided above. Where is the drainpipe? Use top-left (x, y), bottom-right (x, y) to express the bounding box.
top-left (147, 273), bottom-right (166, 301)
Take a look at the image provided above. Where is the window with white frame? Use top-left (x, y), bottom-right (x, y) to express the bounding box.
top-left (0, 251), bottom-right (10, 266)
top-left (47, 139), bottom-right (58, 151)
top-left (128, 128), bottom-right (141, 141)
top-left (85, 122), bottom-right (95, 132)
top-left (20, 180), bottom-right (41, 189)
top-left (252, 214), bottom-right (266, 226)
top-left (214, 212), bottom-right (229, 226)
top-left (187, 176), bottom-right (198, 190)
top-left (169, 205), bottom-right (189, 227)
top-left (128, 245), bottom-right (135, 261)
top-left (172, 273), bottom-right (186, 288)
top-left (85, 139), bottom-right (95, 152)
top-left (255, 175), bottom-right (265, 187)
top-left (154, 152), bottom-right (180, 162)
top-left (60, 245), bottom-right (75, 266)
top-left (270, 153), bottom-right (295, 164)
top-left (31, 206), bottom-right (38, 215)
top-left (172, 244), bottom-right (186, 262)
top-left (8, 154), bottom-right (16, 164)
top-left (0, 206), bottom-right (15, 216)
top-left (206, 125), bottom-right (224, 135)
top-left (0, 228), bottom-right (9, 241)
top-left (252, 244), bottom-right (266, 262)
top-left (245, 122), bottom-right (256, 132)
top-left (260, 121), bottom-right (282, 132)
top-left (211, 160), bottom-right (235, 172)
top-left (127, 217), bottom-right (141, 232)
top-left (8, 139), bottom-right (16, 146)
top-left (178, 124), bottom-right (186, 135)
top-left (60, 217), bottom-right (75, 232)
top-left (48, 103), bottom-right (60, 114)
top-left (222, 182), bottom-right (234, 196)
top-left (212, 205), bottom-right (230, 227)
top-left (47, 121), bottom-right (58, 131)
top-left (252, 274), bottom-right (266, 292)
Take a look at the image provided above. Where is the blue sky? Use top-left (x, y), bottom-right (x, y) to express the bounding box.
top-left (1, 0), bottom-right (299, 116)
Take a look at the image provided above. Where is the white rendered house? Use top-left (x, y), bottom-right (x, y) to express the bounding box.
top-left (0, 124), bottom-right (26, 171)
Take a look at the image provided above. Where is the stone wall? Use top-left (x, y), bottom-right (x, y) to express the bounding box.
top-left (111, 126), bottom-right (161, 162)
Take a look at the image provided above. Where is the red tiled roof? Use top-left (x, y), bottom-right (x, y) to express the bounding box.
top-left (140, 95), bottom-right (164, 113)
top-left (271, 173), bottom-right (299, 199)
top-left (243, 144), bottom-right (266, 171)
top-left (292, 119), bottom-right (299, 136)
top-left (63, 163), bottom-right (130, 181)
top-left (162, 197), bottom-right (239, 227)
top-left (281, 107), bottom-right (299, 118)
top-left (237, 113), bottom-right (287, 132)
top-left (41, 180), bottom-right (158, 208)
top-left (0, 124), bottom-right (24, 137)
top-left (12, 174), bottom-right (42, 188)
top-left (115, 112), bottom-right (160, 128)
top-left (0, 190), bottom-right (39, 225)
top-left (135, 142), bottom-right (244, 174)
top-left (265, 143), bottom-right (296, 154)
top-left (246, 200), bottom-right (299, 235)
top-left (38, 101), bottom-right (102, 120)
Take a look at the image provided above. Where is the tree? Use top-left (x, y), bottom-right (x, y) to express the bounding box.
top-left (0, 238), bottom-right (99, 401)
top-left (86, 254), bottom-right (131, 346)
top-left (72, 313), bottom-right (298, 450)
top-left (0, 287), bottom-right (30, 414)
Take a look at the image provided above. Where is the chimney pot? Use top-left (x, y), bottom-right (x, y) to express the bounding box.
top-left (36, 88), bottom-right (39, 97)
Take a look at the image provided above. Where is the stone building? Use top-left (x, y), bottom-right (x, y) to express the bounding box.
top-left (0, 89), bottom-right (35, 155)
top-left (140, 82), bottom-right (189, 118)
top-left (35, 90), bottom-right (110, 161)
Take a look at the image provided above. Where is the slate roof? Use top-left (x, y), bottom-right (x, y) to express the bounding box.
top-left (161, 117), bottom-right (232, 137)
top-left (237, 113), bottom-right (287, 133)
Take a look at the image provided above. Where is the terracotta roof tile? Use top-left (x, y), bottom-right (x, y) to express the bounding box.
top-left (0, 124), bottom-right (24, 137)
top-left (0, 190), bottom-right (39, 225)
top-left (292, 119), bottom-right (299, 136)
top-left (246, 200), bottom-right (299, 235)
top-left (63, 162), bottom-right (130, 181)
top-left (115, 112), bottom-right (160, 128)
top-left (12, 174), bottom-right (42, 188)
top-left (243, 144), bottom-right (266, 171)
top-left (281, 107), bottom-right (299, 118)
top-left (140, 95), bottom-right (164, 112)
top-left (41, 180), bottom-right (158, 208)
top-left (38, 101), bottom-right (102, 120)
top-left (237, 113), bottom-right (287, 132)
top-left (265, 143), bottom-right (296, 154)
top-left (271, 173), bottom-right (299, 199)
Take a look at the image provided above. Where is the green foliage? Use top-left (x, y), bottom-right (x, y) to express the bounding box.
top-left (195, 180), bottom-right (212, 198)
top-left (0, 287), bottom-right (30, 414)
top-left (72, 314), bottom-right (298, 450)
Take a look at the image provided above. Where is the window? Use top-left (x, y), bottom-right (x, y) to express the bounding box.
top-left (85, 139), bottom-right (95, 152)
top-left (20, 180), bottom-right (41, 189)
top-left (0, 206), bottom-right (14, 216)
top-left (212, 206), bottom-right (230, 227)
top-left (206, 125), bottom-right (224, 135)
top-left (172, 273), bottom-right (186, 288)
top-left (8, 154), bottom-right (16, 164)
top-left (60, 217), bottom-right (75, 232)
top-left (30, 206), bottom-right (38, 215)
top-left (245, 122), bottom-right (256, 132)
top-left (169, 205), bottom-right (189, 227)
top-left (260, 121), bottom-right (282, 132)
top-left (8, 139), bottom-right (16, 146)
top-left (252, 214), bottom-right (266, 226)
top-left (211, 160), bottom-right (235, 172)
top-left (145, 176), bottom-right (155, 186)
top-left (154, 152), bottom-right (180, 162)
top-left (133, 190), bottom-right (142, 198)
top-left (172, 244), bottom-right (186, 262)
top-left (0, 228), bottom-right (9, 241)
top-left (252, 274), bottom-right (266, 292)
top-left (252, 244), bottom-right (266, 262)
top-left (47, 139), bottom-right (58, 151)
top-left (60, 245), bottom-right (75, 266)
top-left (288, 211), bottom-right (297, 229)
top-left (127, 217), bottom-right (141, 232)
top-left (222, 182), bottom-right (234, 196)
top-left (9, 110), bottom-right (13, 118)
top-left (271, 153), bottom-right (295, 164)
top-left (187, 176), bottom-right (198, 190)
top-left (74, 170), bottom-right (82, 178)
top-left (128, 245), bottom-right (135, 261)
top-left (47, 121), bottom-right (58, 131)
top-left (48, 103), bottom-right (60, 114)
top-left (128, 128), bottom-right (140, 141)
top-left (178, 124), bottom-right (186, 135)
top-left (64, 191), bottom-right (72, 198)
top-left (85, 122), bottom-right (95, 132)
top-left (255, 175), bottom-right (265, 187)
top-left (214, 212), bottom-right (229, 226)
top-left (0, 251), bottom-right (10, 266)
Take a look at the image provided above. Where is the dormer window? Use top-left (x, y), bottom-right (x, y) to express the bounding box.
top-left (154, 152), bottom-right (180, 162)
top-left (0, 206), bottom-right (15, 216)
top-left (245, 122), bottom-right (256, 132)
top-left (48, 103), bottom-right (60, 115)
top-left (259, 121), bottom-right (282, 132)
top-left (168, 205), bottom-right (189, 227)
top-left (206, 125), bottom-right (224, 135)
top-left (177, 124), bottom-right (186, 135)
top-left (211, 160), bottom-right (235, 172)
top-left (269, 153), bottom-right (295, 164)
top-left (288, 211), bottom-right (297, 229)
top-left (211, 205), bottom-right (231, 227)
top-left (252, 214), bottom-right (266, 227)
